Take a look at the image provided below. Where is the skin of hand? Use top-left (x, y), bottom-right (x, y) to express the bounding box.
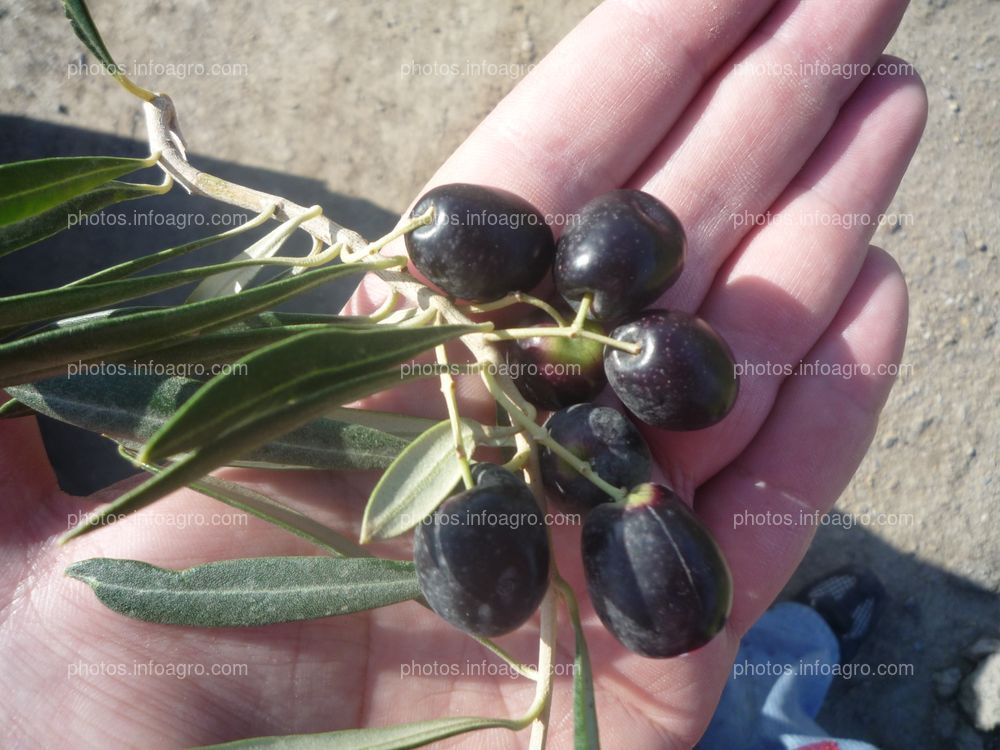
top-left (0, 0), bottom-right (926, 747)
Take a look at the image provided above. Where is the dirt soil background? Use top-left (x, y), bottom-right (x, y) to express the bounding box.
top-left (1, 1), bottom-right (997, 748)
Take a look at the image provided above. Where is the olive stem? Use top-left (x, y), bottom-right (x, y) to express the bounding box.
top-left (461, 292), bottom-right (569, 327)
top-left (501, 448), bottom-right (532, 473)
top-left (435, 316), bottom-right (474, 489)
top-left (472, 638), bottom-right (540, 682)
top-left (512, 431), bottom-right (557, 747)
top-left (398, 306), bottom-right (439, 328)
top-left (483, 371), bottom-right (628, 503)
top-left (486, 324), bottom-right (640, 354)
top-left (570, 293), bottom-right (592, 332)
top-left (342, 206), bottom-right (434, 262)
top-left (365, 289), bottom-right (399, 323)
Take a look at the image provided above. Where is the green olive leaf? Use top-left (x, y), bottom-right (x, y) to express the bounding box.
top-left (140, 323), bottom-right (475, 463)
top-left (0, 155), bottom-right (158, 226)
top-left (0, 178), bottom-right (170, 258)
top-left (65, 556), bottom-right (420, 627)
top-left (360, 419), bottom-right (476, 543)
top-left (0, 260), bottom-right (386, 387)
top-left (185, 213), bottom-right (309, 302)
top-left (59, 367), bottom-right (427, 543)
top-left (192, 716), bottom-right (519, 749)
top-left (563, 583), bottom-right (600, 749)
top-left (6, 373), bottom-right (409, 471)
top-left (65, 212), bottom-right (268, 286)
top-left (179, 472), bottom-right (368, 557)
top-left (62, 0), bottom-right (120, 77)
top-left (0, 398), bottom-right (34, 419)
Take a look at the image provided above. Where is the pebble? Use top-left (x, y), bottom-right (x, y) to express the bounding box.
top-left (959, 651), bottom-right (1000, 731)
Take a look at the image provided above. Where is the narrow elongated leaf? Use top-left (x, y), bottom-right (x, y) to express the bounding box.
top-left (361, 420), bottom-right (475, 543)
top-left (0, 255), bottom-right (348, 330)
top-left (186, 213), bottom-right (307, 302)
top-left (62, 0), bottom-right (119, 74)
top-left (325, 407), bottom-right (444, 439)
top-left (59, 367), bottom-right (425, 542)
top-left (0, 155), bottom-right (157, 226)
top-left (66, 210), bottom-right (270, 287)
top-left (0, 398), bottom-right (34, 419)
top-left (565, 586), bottom-right (600, 749)
top-left (7, 373), bottom-right (409, 470)
top-left (66, 556), bottom-right (420, 627)
top-left (0, 179), bottom-right (170, 258)
top-left (194, 716), bottom-right (519, 749)
top-left (181, 473), bottom-right (369, 557)
top-left (141, 323), bottom-right (475, 462)
top-left (116, 325), bottom-right (329, 370)
top-left (0, 260), bottom-right (384, 387)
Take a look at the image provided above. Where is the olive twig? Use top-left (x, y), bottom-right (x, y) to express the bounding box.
top-left (485, 324), bottom-right (641, 355)
top-left (461, 292), bottom-right (569, 327)
top-left (513, 431), bottom-right (557, 749)
top-left (435, 314), bottom-right (475, 489)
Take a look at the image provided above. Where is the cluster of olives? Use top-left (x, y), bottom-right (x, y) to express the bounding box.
top-left (406, 184), bottom-right (735, 658)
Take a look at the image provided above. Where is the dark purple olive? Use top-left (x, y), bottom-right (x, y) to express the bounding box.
top-left (554, 189), bottom-right (685, 321)
top-left (506, 313), bottom-right (607, 411)
top-left (582, 483), bottom-right (732, 658)
top-left (413, 477), bottom-right (549, 637)
top-left (539, 403), bottom-right (651, 513)
top-left (404, 183), bottom-right (555, 302)
top-left (605, 309), bottom-right (738, 430)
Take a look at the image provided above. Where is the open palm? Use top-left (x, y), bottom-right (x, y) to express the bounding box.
top-left (0, 0), bottom-right (926, 747)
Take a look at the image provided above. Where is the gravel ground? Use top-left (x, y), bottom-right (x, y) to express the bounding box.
top-left (1, 1), bottom-right (997, 748)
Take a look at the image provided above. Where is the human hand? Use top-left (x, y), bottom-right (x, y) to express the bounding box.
top-left (0, 0), bottom-right (925, 747)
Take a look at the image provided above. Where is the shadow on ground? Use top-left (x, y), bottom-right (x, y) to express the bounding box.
top-left (781, 514), bottom-right (1000, 750)
top-left (0, 116), bottom-right (397, 495)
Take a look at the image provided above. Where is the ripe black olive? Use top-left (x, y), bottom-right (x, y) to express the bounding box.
top-left (405, 183), bottom-right (555, 302)
top-left (582, 483), bottom-right (732, 657)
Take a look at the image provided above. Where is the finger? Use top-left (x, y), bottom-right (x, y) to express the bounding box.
top-left (345, 0), bottom-right (785, 316)
top-left (696, 245), bottom-right (909, 634)
top-left (430, 0), bottom-right (782, 213)
top-left (647, 59), bottom-right (927, 489)
top-left (633, 0), bottom-right (909, 312)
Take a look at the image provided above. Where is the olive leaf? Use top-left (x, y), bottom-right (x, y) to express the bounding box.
top-left (0, 178), bottom-right (170, 258)
top-left (66, 213), bottom-right (266, 286)
top-left (193, 716), bottom-right (519, 749)
top-left (0, 260), bottom-right (385, 387)
top-left (0, 254), bottom-right (352, 331)
top-left (185, 212), bottom-right (309, 302)
top-left (140, 323), bottom-right (475, 463)
top-left (66, 556), bottom-right (420, 627)
top-left (325, 407), bottom-right (443, 440)
top-left (571, 610), bottom-right (600, 750)
top-left (0, 398), bottom-right (34, 419)
top-left (360, 419), bottom-right (476, 543)
top-left (179, 472), bottom-right (368, 557)
top-left (62, 0), bottom-right (120, 76)
top-left (59, 367), bottom-right (423, 543)
top-left (6, 373), bottom-right (409, 471)
top-left (0, 155), bottom-right (159, 226)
